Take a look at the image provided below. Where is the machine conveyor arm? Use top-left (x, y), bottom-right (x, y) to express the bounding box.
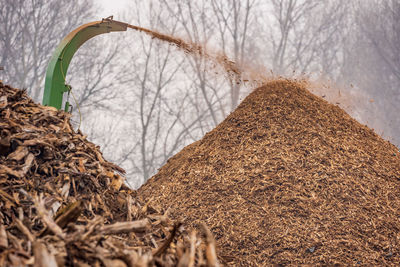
top-left (42, 18), bottom-right (127, 110)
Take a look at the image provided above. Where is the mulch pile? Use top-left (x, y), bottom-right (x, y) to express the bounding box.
top-left (137, 79), bottom-right (400, 265)
top-left (0, 82), bottom-right (218, 267)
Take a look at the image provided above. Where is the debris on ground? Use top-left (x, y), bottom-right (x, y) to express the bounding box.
top-left (0, 82), bottom-right (217, 266)
top-left (138, 79), bottom-right (400, 266)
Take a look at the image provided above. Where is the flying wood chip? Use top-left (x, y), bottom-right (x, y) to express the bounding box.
top-left (138, 79), bottom-right (400, 266)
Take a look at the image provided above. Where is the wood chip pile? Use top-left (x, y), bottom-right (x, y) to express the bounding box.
top-left (0, 82), bottom-right (218, 267)
top-left (138, 80), bottom-right (400, 265)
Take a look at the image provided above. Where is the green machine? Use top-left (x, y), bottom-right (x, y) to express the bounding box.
top-left (42, 17), bottom-right (127, 111)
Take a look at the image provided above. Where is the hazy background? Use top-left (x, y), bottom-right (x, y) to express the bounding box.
top-left (96, 0), bottom-right (129, 17)
top-left (1, 0), bottom-right (399, 188)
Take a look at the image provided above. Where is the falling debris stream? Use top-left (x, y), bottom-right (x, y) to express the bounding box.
top-left (125, 23), bottom-right (268, 89)
top-left (1, 21), bottom-right (400, 267)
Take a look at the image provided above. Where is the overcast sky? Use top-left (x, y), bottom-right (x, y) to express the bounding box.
top-left (95, 0), bottom-right (129, 18)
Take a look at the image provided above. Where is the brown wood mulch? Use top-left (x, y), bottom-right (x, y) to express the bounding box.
top-left (137, 79), bottom-right (400, 266)
top-left (0, 82), bottom-right (218, 267)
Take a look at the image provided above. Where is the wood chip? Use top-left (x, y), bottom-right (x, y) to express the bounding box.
top-left (138, 80), bottom-right (400, 265)
top-left (1, 83), bottom-right (213, 266)
top-left (99, 219), bottom-right (149, 234)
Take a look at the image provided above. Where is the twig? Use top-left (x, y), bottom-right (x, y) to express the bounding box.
top-left (21, 153), bottom-right (35, 174)
top-left (33, 195), bottom-right (65, 239)
top-left (14, 217), bottom-right (35, 243)
top-left (200, 222), bottom-right (219, 267)
top-left (188, 230), bottom-right (197, 267)
top-left (0, 224), bottom-right (8, 249)
top-left (33, 241), bottom-right (58, 267)
top-left (153, 222), bottom-right (182, 257)
top-left (126, 195), bottom-right (132, 221)
top-left (40, 200), bottom-right (82, 238)
top-left (99, 219), bottom-right (149, 235)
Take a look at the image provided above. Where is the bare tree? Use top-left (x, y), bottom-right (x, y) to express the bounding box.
top-left (0, 0), bottom-right (93, 101)
top-left (211, 0), bottom-right (258, 109)
top-left (80, 0), bottom-right (215, 187)
top-left (159, 0), bottom-right (229, 128)
top-left (340, 0), bottom-right (400, 145)
top-left (69, 35), bottom-right (135, 112)
top-left (263, 0), bottom-right (349, 77)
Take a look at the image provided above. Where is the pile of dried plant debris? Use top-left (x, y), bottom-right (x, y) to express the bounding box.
top-left (138, 79), bottom-right (400, 266)
top-left (0, 82), bottom-right (218, 267)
